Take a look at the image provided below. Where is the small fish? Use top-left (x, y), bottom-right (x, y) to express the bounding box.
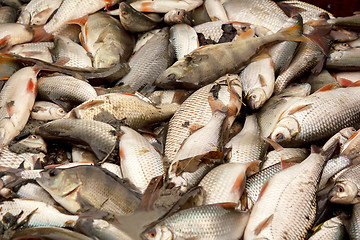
top-left (10, 134), bottom-right (47, 154)
top-left (31, 101), bottom-right (67, 121)
top-left (130, 0), bottom-right (203, 13)
top-left (164, 8), bottom-right (193, 26)
top-left (10, 42), bottom-right (54, 63)
top-left (16, 182), bottom-right (56, 205)
top-left (326, 44), bottom-right (360, 71)
top-left (17, 0), bottom-right (63, 25)
top-left (0, 23), bottom-right (34, 49)
top-left (204, 0), bottom-right (228, 21)
top-left (170, 24), bottom-right (199, 60)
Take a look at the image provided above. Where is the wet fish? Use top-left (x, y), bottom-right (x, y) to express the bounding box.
top-left (116, 27), bottom-right (173, 91)
top-left (204, 0), bottom-right (228, 21)
top-left (0, 147), bottom-right (45, 169)
top-left (9, 134), bottom-right (47, 154)
top-left (31, 101), bottom-right (67, 121)
top-left (37, 74), bottom-right (97, 111)
top-left (12, 227), bottom-right (93, 240)
top-left (308, 216), bottom-right (345, 240)
top-left (66, 92), bottom-right (179, 130)
top-left (319, 155), bottom-right (351, 192)
top-left (302, 69), bottom-right (338, 93)
top-left (244, 148), bottom-right (327, 239)
top-left (119, 126), bottom-right (164, 194)
top-left (130, 0), bottom-right (203, 13)
top-left (226, 115), bottom-right (267, 164)
top-left (240, 53), bottom-right (275, 110)
top-left (326, 44), bottom-right (360, 71)
top-left (17, 0), bottom-right (63, 25)
top-left (170, 24), bottom-right (199, 60)
top-left (156, 25), bottom-right (304, 89)
top-left (327, 14), bottom-right (360, 28)
top-left (10, 42), bottom-right (54, 63)
top-left (0, 23), bottom-right (34, 49)
top-left (164, 8), bottom-right (193, 26)
top-left (36, 119), bottom-right (117, 160)
top-left (36, 166), bottom-right (141, 215)
top-left (349, 203), bottom-right (360, 240)
top-left (142, 203), bottom-right (249, 240)
top-left (16, 182), bottom-right (56, 205)
top-left (270, 87), bottom-right (360, 146)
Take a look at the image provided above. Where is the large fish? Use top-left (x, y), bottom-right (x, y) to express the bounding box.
top-left (155, 25), bottom-right (305, 89)
top-left (244, 148), bottom-right (327, 239)
top-left (36, 165), bottom-right (141, 215)
top-left (270, 86), bottom-right (360, 147)
top-left (17, 0), bottom-right (63, 25)
top-left (0, 23), bottom-right (34, 49)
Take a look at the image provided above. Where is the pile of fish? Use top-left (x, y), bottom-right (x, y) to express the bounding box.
top-left (1, 0), bottom-right (360, 239)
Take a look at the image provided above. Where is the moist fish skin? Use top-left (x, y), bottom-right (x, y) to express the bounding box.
top-left (36, 165), bottom-right (141, 215)
top-left (170, 24), bottom-right (199, 60)
top-left (262, 147), bottom-right (308, 169)
top-left (31, 101), bottom-right (67, 121)
top-left (349, 203), bottom-right (360, 240)
top-left (270, 87), bottom-right (360, 147)
top-left (308, 216), bottom-right (345, 240)
top-left (0, 23), bottom-right (34, 48)
top-left (17, 0), bottom-right (63, 25)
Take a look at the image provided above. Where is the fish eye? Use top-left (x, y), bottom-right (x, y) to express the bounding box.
top-left (149, 231), bottom-right (156, 237)
top-left (30, 135), bottom-right (38, 139)
top-left (121, 10), bottom-right (127, 15)
top-left (342, 43), bottom-right (349, 47)
top-left (49, 169), bottom-right (59, 177)
top-left (58, 108), bottom-right (66, 114)
top-left (337, 186), bottom-right (344, 193)
top-left (275, 133), bottom-right (285, 142)
top-left (250, 95), bottom-right (256, 100)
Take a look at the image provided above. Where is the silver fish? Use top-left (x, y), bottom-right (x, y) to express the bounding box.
top-left (17, 0), bottom-right (63, 25)
top-left (31, 101), bottom-right (67, 121)
top-left (308, 216), bottom-right (345, 240)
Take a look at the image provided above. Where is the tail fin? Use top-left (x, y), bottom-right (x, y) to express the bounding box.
top-left (279, 26), bottom-right (309, 42)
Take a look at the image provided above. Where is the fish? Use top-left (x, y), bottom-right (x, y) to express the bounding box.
top-left (164, 8), bottom-right (193, 26)
top-left (319, 155), bottom-right (351, 192)
top-left (16, 182), bottom-right (56, 205)
top-left (0, 198), bottom-right (79, 228)
top-left (349, 203), bottom-right (360, 239)
top-left (327, 13), bottom-right (360, 28)
top-left (142, 203), bottom-right (249, 240)
top-left (156, 25), bottom-right (304, 90)
top-left (31, 101), bottom-right (67, 121)
top-left (164, 75), bottom-right (242, 164)
top-left (119, 126), bottom-right (164, 194)
top-left (35, 119), bottom-right (117, 160)
top-left (37, 74), bottom-right (97, 111)
top-left (11, 227), bottom-right (93, 240)
top-left (119, 2), bottom-right (162, 33)
top-left (240, 53), bottom-right (275, 110)
top-left (302, 69), bottom-right (338, 93)
top-left (36, 165), bottom-right (141, 215)
top-left (9, 134), bottom-right (47, 154)
top-left (81, 12), bottom-right (135, 68)
top-left (199, 161), bottom-right (260, 205)
top-left (170, 24), bottom-right (199, 60)
top-left (66, 92), bottom-right (179, 130)
top-left (328, 163), bottom-right (360, 204)
top-left (0, 6), bottom-right (17, 24)
top-left (204, 0), bottom-right (228, 21)
top-left (10, 42), bottom-right (54, 63)
top-left (270, 86), bottom-right (360, 147)
top-left (0, 66), bottom-right (38, 149)
top-left (244, 147), bottom-right (327, 239)
top-left (226, 115), bottom-right (267, 164)
top-left (0, 23), bottom-right (34, 49)
top-left (43, 0), bottom-right (120, 33)
top-left (308, 216), bottom-right (345, 240)
top-left (257, 83), bottom-right (311, 138)
top-left (224, 0), bottom-right (288, 33)
top-left (130, 0), bottom-right (203, 13)
top-left (116, 27), bottom-right (173, 91)
top-left (17, 0), bottom-right (63, 25)
top-left (326, 44), bottom-right (360, 71)
top-left (0, 147), bottom-right (45, 169)
top-left (261, 145), bottom-right (308, 169)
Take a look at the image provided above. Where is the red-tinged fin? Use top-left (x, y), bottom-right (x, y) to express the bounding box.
top-left (281, 158), bottom-right (298, 169)
top-left (120, 92), bottom-right (136, 97)
top-left (346, 129), bottom-right (360, 143)
top-left (231, 172), bottom-right (245, 194)
top-left (311, 56), bottom-right (326, 75)
top-left (280, 26), bottom-right (309, 42)
top-left (236, 28), bottom-right (254, 41)
top-left (254, 214), bottom-right (274, 236)
top-left (263, 137), bottom-right (283, 151)
top-left (67, 15), bottom-right (88, 27)
top-left (259, 74), bottom-right (267, 87)
top-left (0, 77), bottom-right (9, 81)
top-left (27, 78), bottom-right (36, 93)
top-left (119, 147), bottom-right (125, 160)
top-left (246, 160), bottom-right (261, 176)
top-left (189, 124), bottom-right (203, 133)
top-left (54, 57), bottom-right (70, 66)
top-left (6, 101), bottom-right (14, 117)
top-left (287, 104), bottom-right (311, 115)
top-left (31, 25), bottom-right (53, 42)
top-left (140, 2), bottom-right (155, 12)
top-left (276, 2), bottom-right (305, 17)
top-left (348, 80), bottom-right (360, 87)
top-left (104, 0), bottom-right (112, 10)
top-left (314, 83), bottom-right (336, 93)
top-left (218, 202), bottom-right (238, 209)
top-left (337, 77), bottom-right (354, 87)
top-left (304, 34), bottom-right (330, 55)
top-left (208, 96), bottom-right (228, 114)
top-left (258, 180), bottom-right (269, 200)
top-left (0, 35), bottom-right (10, 46)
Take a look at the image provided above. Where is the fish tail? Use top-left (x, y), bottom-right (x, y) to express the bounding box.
top-left (31, 25), bottom-right (53, 42)
top-left (279, 26), bottom-right (308, 42)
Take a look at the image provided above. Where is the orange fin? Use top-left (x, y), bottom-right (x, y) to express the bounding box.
top-left (6, 101), bottom-right (15, 117)
top-left (314, 83), bottom-right (336, 93)
top-left (236, 28), bottom-right (254, 41)
top-left (263, 137), bottom-right (283, 151)
top-left (287, 104), bottom-right (311, 115)
top-left (348, 80), bottom-right (360, 87)
top-left (258, 180), bottom-right (269, 200)
top-left (119, 146), bottom-right (125, 160)
top-left (337, 77), bottom-right (354, 87)
top-left (77, 99), bottom-right (104, 109)
top-left (246, 160), bottom-right (261, 176)
top-left (67, 15), bottom-right (88, 26)
top-left (0, 35), bottom-right (11, 49)
top-left (189, 124), bottom-right (203, 133)
top-left (26, 78), bottom-right (36, 93)
top-left (208, 96), bottom-right (228, 114)
top-left (231, 173), bottom-right (245, 194)
top-left (54, 57), bottom-right (70, 66)
top-left (139, 2), bottom-right (155, 12)
top-left (31, 25), bottom-right (53, 42)
top-left (281, 158), bottom-right (298, 169)
top-left (120, 92), bottom-right (136, 97)
top-left (218, 202), bottom-right (238, 209)
top-left (254, 214), bottom-right (274, 235)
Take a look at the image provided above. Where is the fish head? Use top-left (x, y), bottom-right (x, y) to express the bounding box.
top-left (270, 117), bottom-right (299, 143)
top-left (49, 107), bottom-right (67, 119)
top-left (36, 168), bottom-right (81, 199)
top-left (18, 134), bottom-right (47, 153)
top-left (142, 225), bottom-right (173, 240)
top-left (328, 181), bottom-right (359, 204)
top-left (93, 44), bottom-right (121, 69)
top-left (156, 67), bottom-right (185, 89)
top-left (246, 88), bottom-right (266, 110)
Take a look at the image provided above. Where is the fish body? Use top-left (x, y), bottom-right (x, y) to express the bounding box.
top-left (156, 25), bottom-right (303, 89)
top-left (170, 24), bottom-right (199, 60)
top-left (349, 203), bottom-right (360, 239)
top-left (66, 93), bottom-right (178, 129)
top-left (16, 182), bottom-right (56, 205)
top-left (326, 45), bottom-right (360, 71)
top-left (270, 87), bottom-right (360, 146)
top-left (262, 147), bottom-right (308, 169)
top-left (119, 126), bottom-right (164, 194)
top-left (18, 0), bottom-right (63, 25)
top-left (31, 101), bottom-right (67, 121)
top-left (10, 42), bottom-right (54, 63)
top-left (308, 216), bottom-right (345, 240)
top-left (0, 23), bottom-right (34, 48)
top-left (0, 146), bottom-right (44, 169)
top-left (130, 0), bottom-right (203, 13)
top-left (0, 66), bottom-right (38, 148)
top-left (36, 166), bottom-right (141, 215)
top-left (142, 204), bottom-right (249, 240)
top-left (244, 150), bottom-right (327, 239)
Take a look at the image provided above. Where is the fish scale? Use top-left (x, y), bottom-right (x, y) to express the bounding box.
top-left (271, 87), bottom-right (360, 146)
top-left (350, 203), bottom-right (360, 239)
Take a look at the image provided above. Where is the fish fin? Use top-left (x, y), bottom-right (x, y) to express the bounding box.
top-left (33, 8), bottom-right (53, 20)
top-left (246, 160), bottom-right (261, 176)
top-left (348, 80), bottom-right (360, 87)
top-left (263, 137), bottom-right (283, 151)
top-left (171, 90), bottom-right (191, 105)
top-left (120, 92), bottom-right (136, 97)
top-left (26, 78), bottom-right (36, 93)
top-left (281, 158), bottom-right (298, 169)
top-left (276, 2), bottom-right (305, 17)
top-left (208, 96), bottom-right (228, 114)
top-left (337, 77), bottom-right (354, 87)
top-left (54, 57), bottom-right (70, 66)
top-left (231, 172), bottom-right (245, 194)
top-left (218, 202), bottom-right (238, 209)
top-left (310, 56), bottom-right (326, 75)
top-left (0, 77), bottom-right (9, 81)
top-left (310, 145), bottom-right (321, 154)
top-left (33, 156), bottom-right (43, 169)
top-left (279, 26), bottom-right (304, 41)
top-left (254, 214), bottom-right (274, 235)
top-left (31, 25), bottom-right (53, 42)
top-left (287, 104), bottom-right (311, 115)
top-left (236, 28), bottom-right (254, 41)
top-left (314, 83), bottom-right (337, 93)
top-left (67, 15), bottom-right (88, 26)
top-left (139, 175), bottom-right (164, 211)
top-left (77, 99), bottom-right (105, 109)
top-left (104, 0), bottom-right (112, 10)
top-left (138, 2), bottom-right (155, 12)
top-left (0, 35), bottom-right (11, 48)
top-left (6, 101), bottom-right (15, 117)
top-left (304, 34), bottom-right (330, 55)
top-left (259, 74), bottom-right (267, 87)
top-left (258, 180), bottom-right (269, 200)
top-left (188, 124), bottom-right (203, 133)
